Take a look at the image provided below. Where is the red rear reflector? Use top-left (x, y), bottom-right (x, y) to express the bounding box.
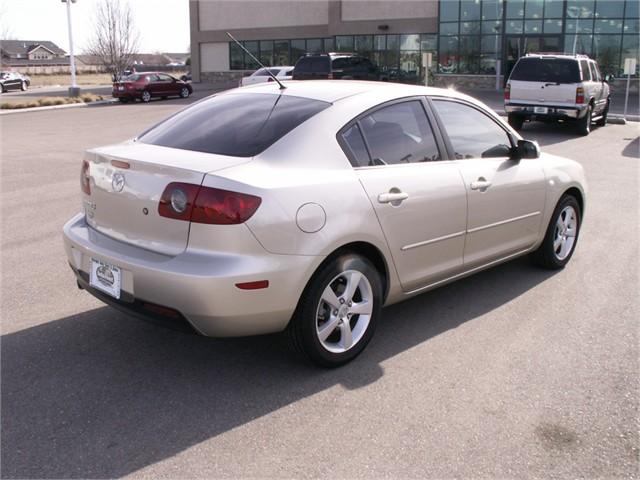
top-left (504, 83), bottom-right (510, 101)
top-left (81, 160), bottom-right (91, 195)
top-left (111, 160), bottom-right (130, 169)
top-left (158, 183), bottom-right (261, 224)
top-left (235, 280), bottom-right (269, 290)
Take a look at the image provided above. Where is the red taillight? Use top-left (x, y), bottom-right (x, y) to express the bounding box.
top-left (81, 160), bottom-right (91, 195)
top-left (504, 83), bottom-right (510, 101)
top-left (575, 87), bottom-right (585, 104)
top-left (158, 182), bottom-right (261, 225)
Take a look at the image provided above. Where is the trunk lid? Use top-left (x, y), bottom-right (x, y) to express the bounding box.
top-left (509, 79), bottom-right (577, 106)
top-left (83, 142), bottom-right (250, 256)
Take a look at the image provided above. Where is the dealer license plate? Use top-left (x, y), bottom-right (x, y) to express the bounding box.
top-left (90, 258), bottom-right (121, 299)
top-left (118, 86), bottom-right (124, 91)
top-left (534, 106), bottom-right (548, 114)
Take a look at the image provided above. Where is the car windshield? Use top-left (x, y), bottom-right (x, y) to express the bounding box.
top-left (138, 93), bottom-right (330, 157)
top-left (510, 58), bottom-right (581, 83)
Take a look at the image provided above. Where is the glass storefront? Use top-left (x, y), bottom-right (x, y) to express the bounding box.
top-left (228, 34), bottom-right (437, 84)
top-left (227, 0), bottom-right (638, 81)
top-left (440, 0), bottom-right (639, 77)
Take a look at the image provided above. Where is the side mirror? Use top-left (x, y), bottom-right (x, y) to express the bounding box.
top-left (604, 74), bottom-right (614, 83)
top-left (513, 139), bottom-right (540, 160)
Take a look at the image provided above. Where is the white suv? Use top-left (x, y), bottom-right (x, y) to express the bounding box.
top-left (505, 54), bottom-right (610, 136)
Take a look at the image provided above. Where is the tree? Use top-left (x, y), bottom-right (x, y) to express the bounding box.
top-left (86, 0), bottom-right (140, 80)
top-left (0, 2), bottom-right (14, 40)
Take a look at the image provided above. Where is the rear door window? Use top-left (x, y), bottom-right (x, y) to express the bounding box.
top-left (580, 60), bottom-right (592, 81)
top-left (139, 93), bottom-right (330, 157)
top-left (340, 124), bottom-right (370, 167)
top-left (588, 62), bottom-right (599, 81)
top-left (510, 58), bottom-right (581, 83)
top-left (432, 99), bottom-right (513, 159)
top-left (358, 101), bottom-right (441, 165)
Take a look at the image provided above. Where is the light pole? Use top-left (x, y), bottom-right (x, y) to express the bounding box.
top-left (494, 25), bottom-right (501, 91)
top-left (567, 6), bottom-right (580, 55)
top-left (62, 0), bottom-right (79, 97)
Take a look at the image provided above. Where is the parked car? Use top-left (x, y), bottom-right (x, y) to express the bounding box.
top-left (112, 72), bottom-right (192, 103)
top-left (292, 53), bottom-right (386, 81)
top-left (64, 81), bottom-right (586, 367)
top-left (505, 53), bottom-right (610, 136)
top-left (0, 71), bottom-right (31, 93)
top-left (240, 66), bottom-right (294, 86)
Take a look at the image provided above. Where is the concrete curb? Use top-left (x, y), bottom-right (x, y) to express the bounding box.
top-left (0, 98), bottom-right (117, 115)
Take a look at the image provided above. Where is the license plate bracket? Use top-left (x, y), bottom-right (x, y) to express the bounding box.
top-left (90, 258), bottom-right (121, 299)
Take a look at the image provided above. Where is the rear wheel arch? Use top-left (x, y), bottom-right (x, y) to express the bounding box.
top-left (300, 242), bottom-right (390, 305)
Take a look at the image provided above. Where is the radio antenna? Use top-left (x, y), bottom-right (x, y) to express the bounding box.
top-left (226, 32), bottom-right (286, 90)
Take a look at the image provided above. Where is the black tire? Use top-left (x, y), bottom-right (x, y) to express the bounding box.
top-left (179, 87), bottom-right (190, 98)
top-left (286, 254), bottom-right (383, 368)
top-left (141, 90), bottom-right (152, 103)
top-left (508, 113), bottom-right (524, 131)
top-left (576, 105), bottom-right (592, 136)
top-left (531, 194), bottom-right (581, 270)
top-left (595, 99), bottom-right (609, 126)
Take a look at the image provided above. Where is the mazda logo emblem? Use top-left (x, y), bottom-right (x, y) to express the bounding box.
top-left (112, 173), bottom-right (126, 192)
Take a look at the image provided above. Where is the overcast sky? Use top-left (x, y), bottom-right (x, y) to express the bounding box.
top-left (2, 0), bottom-right (190, 54)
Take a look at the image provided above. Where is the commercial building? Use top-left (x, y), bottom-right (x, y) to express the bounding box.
top-left (189, 0), bottom-right (639, 89)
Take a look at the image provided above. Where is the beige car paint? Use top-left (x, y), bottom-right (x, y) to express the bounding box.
top-left (63, 81), bottom-right (587, 337)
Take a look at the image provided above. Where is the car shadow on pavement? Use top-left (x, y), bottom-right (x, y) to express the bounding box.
top-left (1, 257), bottom-right (557, 479)
top-left (517, 122), bottom-right (587, 147)
top-left (621, 136), bottom-right (639, 158)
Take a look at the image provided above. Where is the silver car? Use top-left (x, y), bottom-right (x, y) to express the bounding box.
top-left (63, 81), bottom-right (587, 367)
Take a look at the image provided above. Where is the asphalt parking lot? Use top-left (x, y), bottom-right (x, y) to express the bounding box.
top-left (1, 94), bottom-right (638, 478)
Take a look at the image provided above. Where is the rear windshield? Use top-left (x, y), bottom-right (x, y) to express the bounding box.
top-left (510, 58), bottom-right (581, 83)
top-left (294, 57), bottom-right (330, 73)
top-left (123, 74), bottom-right (142, 81)
top-left (138, 93), bottom-right (330, 157)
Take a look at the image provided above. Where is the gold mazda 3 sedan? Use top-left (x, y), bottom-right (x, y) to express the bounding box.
top-left (63, 81), bottom-right (587, 367)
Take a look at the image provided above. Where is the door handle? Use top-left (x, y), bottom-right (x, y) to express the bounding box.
top-left (470, 178), bottom-right (492, 191)
top-left (378, 191), bottom-right (409, 204)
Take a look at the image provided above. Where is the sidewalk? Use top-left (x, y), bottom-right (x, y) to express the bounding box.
top-left (460, 88), bottom-right (639, 121)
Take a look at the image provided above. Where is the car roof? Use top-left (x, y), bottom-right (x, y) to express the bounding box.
top-left (523, 53), bottom-right (591, 61)
top-left (224, 80), bottom-right (475, 104)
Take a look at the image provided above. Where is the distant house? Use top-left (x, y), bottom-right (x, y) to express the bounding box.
top-left (76, 53), bottom-right (186, 74)
top-left (1, 40), bottom-right (66, 62)
top-left (1, 40), bottom-right (71, 74)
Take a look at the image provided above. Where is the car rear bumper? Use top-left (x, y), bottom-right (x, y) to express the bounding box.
top-left (112, 90), bottom-right (138, 99)
top-left (505, 103), bottom-right (588, 120)
top-left (63, 213), bottom-right (322, 337)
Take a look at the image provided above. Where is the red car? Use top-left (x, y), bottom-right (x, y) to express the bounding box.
top-left (112, 72), bottom-right (192, 103)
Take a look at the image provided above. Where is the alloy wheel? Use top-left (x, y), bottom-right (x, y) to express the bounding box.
top-left (553, 206), bottom-right (578, 261)
top-left (315, 270), bottom-right (373, 353)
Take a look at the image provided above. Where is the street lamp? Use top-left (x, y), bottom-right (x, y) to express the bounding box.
top-left (494, 24), bottom-right (501, 91)
top-left (61, 0), bottom-right (79, 97)
top-left (566, 6), bottom-right (581, 55)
